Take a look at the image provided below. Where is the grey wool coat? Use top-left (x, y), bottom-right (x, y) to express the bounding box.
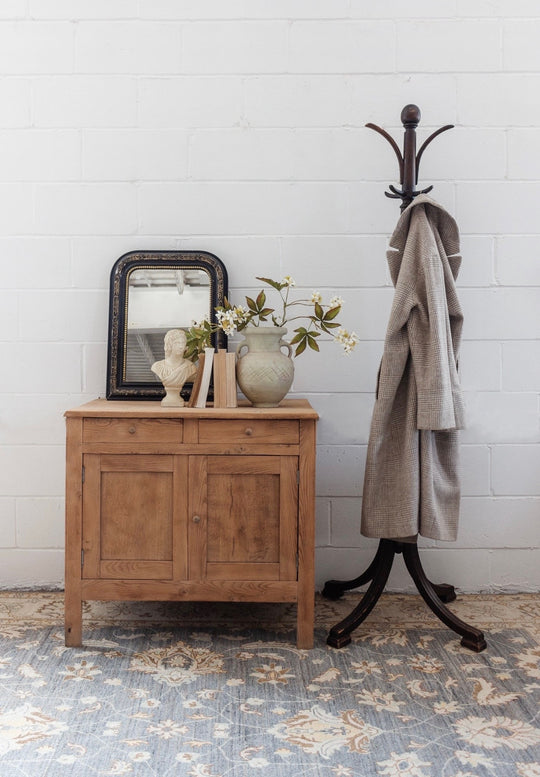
top-left (361, 195), bottom-right (465, 542)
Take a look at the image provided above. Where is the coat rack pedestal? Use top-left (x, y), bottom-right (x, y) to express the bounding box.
top-left (322, 539), bottom-right (487, 652)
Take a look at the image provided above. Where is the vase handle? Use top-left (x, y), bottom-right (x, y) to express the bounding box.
top-left (280, 339), bottom-right (293, 357)
top-left (236, 341), bottom-right (249, 359)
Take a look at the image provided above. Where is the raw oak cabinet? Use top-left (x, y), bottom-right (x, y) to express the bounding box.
top-left (64, 399), bottom-right (318, 648)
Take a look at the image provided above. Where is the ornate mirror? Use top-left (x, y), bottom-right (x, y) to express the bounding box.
top-left (106, 251), bottom-right (228, 400)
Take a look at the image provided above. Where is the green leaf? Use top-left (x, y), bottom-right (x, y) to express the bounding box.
top-left (314, 301), bottom-right (324, 320)
top-left (256, 290), bottom-right (266, 309)
top-left (307, 335), bottom-right (320, 352)
top-left (289, 332), bottom-right (304, 345)
top-left (294, 338), bottom-right (307, 357)
top-left (256, 276), bottom-right (283, 291)
top-left (245, 296), bottom-right (258, 312)
top-left (324, 305), bottom-right (341, 321)
top-left (258, 307), bottom-right (274, 318)
top-left (320, 321), bottom-right (341, 332)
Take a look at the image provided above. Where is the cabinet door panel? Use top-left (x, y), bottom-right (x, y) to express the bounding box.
top-left (101, 471), bottom-right (172, 560)
top-left (189, 455), bottom-right (298, 582)
top-left (83, 454), bottom-right (181, 580)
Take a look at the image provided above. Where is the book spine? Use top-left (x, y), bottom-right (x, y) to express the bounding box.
top-left (213, 349), bottom-right (228, 408)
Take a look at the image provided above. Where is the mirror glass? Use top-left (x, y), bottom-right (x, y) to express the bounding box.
top-left (125, 267), bottom-right (210, 383)
top-left (107, 251), bottom-right (228, 400)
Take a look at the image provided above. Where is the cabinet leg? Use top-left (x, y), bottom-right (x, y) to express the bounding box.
top-left (297, 594), bottom-right (314, 649)
top-left (65, 591), bottom-right (82, 647)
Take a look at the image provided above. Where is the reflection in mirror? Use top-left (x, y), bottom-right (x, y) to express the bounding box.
top-left (106, 251), bottom-right (228, 400)
top-left (125, 268), bottom-right (210, 383)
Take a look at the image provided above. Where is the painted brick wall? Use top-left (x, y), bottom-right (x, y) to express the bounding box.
top-left (0, 1), bottom-right (538, 591)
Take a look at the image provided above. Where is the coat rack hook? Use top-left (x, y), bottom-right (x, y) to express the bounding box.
top-left (366, 104), bottom-right (454, 211)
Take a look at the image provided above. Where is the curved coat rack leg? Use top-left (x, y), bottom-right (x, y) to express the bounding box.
top-left (402, 543), bottom-right (487, 651)
top-left (324, 540), bottom-right (485, 651)
top-left (323, 104), bottom-right (486, 653)
top-left (326, 540), bottom-right (395, 649)
top-left (322, 540), bottom-right (456, 604)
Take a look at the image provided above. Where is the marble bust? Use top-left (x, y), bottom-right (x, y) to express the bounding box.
top-left (151, 329), bottom-right (197, 407)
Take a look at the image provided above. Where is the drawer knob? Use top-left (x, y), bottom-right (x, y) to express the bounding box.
top-left (244, 427), bottom-right (253, 436)
top-left (192, 515), bottom-right (201, 523)
top-left (128, 426), bottom-right (136, 435)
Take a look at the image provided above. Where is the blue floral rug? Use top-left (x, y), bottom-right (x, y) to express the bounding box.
top-left (0, 594), bottom-right (539, 776)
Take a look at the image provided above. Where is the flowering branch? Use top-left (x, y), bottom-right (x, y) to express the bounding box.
top-left (185, 275), bottom-right (358, 359)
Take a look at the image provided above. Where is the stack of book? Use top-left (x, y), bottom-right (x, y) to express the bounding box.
top-left (188, 348), bottom-right (238, 408)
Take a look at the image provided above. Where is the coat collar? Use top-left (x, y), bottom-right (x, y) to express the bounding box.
top-left (387, 195), bottom-right (461, 286)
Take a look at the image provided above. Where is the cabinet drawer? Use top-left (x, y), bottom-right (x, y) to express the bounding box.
top-left (83, 418), bottom-right (183, 444)
top-left (198, 419), bottom-right (299, 445)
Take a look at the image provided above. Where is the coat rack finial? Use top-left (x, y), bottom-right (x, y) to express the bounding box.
top-left (366, 104), bottom-right (453, 211)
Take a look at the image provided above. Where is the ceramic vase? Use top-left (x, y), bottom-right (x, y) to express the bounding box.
top-left (236, 326), bottom-right (294, 407)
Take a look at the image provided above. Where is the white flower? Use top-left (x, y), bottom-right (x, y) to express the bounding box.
top-left (233, 305), bottom-right (250, 322)
top-left (329, 295), bottom-right (343, 308)
top-left (334, 327), bottom-right (359, 355)
top-left (281, 275), bottom-right (295, 287)
top-left (311, 290), bottom-right (322, 304)
top-left (216, 310), bottom-right (237, 336)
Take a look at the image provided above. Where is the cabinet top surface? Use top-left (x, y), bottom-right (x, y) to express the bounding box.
top-left (65, 398), bottom-right (318, 420)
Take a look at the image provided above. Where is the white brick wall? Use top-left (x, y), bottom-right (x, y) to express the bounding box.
top-left (0, 2), bottom-right (538, 592)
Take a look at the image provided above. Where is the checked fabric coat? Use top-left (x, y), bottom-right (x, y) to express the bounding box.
top-left (361, 195), bottom-right (465, 542)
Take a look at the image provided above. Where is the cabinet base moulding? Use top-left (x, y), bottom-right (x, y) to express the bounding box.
top-left (80, 580), bottom-right (299, 601)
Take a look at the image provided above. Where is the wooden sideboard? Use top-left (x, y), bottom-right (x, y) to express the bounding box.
top-left (64, 399), bottom-right (318, 648)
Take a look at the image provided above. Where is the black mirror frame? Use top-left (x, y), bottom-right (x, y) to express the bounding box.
top-left (106, 250), bottom-right (228, 400)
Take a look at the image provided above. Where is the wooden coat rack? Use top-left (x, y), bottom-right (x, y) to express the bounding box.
top-left (322, 105), bottom-right (487, 653)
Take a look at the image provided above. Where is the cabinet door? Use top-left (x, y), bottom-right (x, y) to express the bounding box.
top-left (82, 454), bottom-right (187, 580)
top-left (188, 455), bottom-right (298, 582)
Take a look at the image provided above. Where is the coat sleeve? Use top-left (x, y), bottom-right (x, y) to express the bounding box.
top-left (404, 208), bottom-right (464, 431)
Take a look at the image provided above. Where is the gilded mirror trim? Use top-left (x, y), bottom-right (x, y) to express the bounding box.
top-left (106, 250), bottom-right (228, 400)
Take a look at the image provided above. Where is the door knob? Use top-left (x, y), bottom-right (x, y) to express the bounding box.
top-left (192, 515), bottom-right (201, 523)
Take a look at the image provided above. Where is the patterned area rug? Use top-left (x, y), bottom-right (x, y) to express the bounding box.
top-left (0, 593), bottom-right (539, 776)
